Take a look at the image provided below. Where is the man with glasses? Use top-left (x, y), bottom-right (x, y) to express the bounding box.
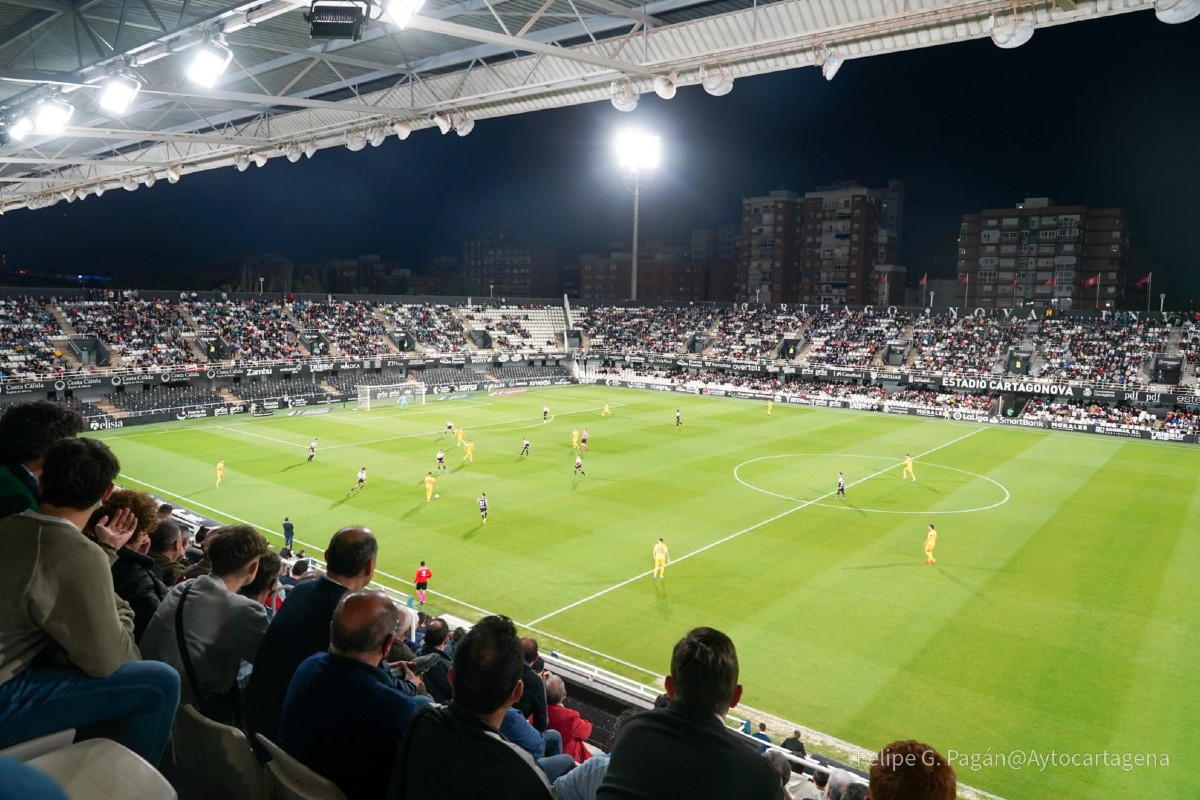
top-left (279, 591), bottom-right (428, 800)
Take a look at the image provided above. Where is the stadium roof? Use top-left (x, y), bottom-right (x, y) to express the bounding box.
top-left (0, 0), bottom-right (1175, 213)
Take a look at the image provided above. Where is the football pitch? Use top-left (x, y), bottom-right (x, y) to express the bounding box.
top-left (99, 385), bottom-right (1198, 799)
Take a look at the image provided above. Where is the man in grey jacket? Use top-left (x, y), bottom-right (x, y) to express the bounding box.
top-left (0, 438), bottom-right (180, 764)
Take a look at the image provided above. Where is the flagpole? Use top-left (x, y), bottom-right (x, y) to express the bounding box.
top-left (1095, 275), bottom-right (1100, 311)
top-left (1147, 273), bottom-right (1152, 315)
top-left (965, 274), bottom-right (970, 309)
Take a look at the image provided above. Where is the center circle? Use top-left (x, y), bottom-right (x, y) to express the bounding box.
top-left (733, 453), bottom-right (1010, 515)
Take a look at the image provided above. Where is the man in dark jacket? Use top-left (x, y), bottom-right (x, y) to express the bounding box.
top-left (148, 519), bottom-right (188, 587)
top-left (418, 618), bottom-right (454, 704)
top-left (515, 637), bottom-right (548, 732)
top-left (391, 615), bottom-right (553, 800)
top-left (243, 527), bottom-right (377, 746)
top-left (596, 627), bottom-right (784, 800)
top-left (0, 400), bottom-right (81, 518)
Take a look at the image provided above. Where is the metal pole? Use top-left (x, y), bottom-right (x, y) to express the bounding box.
top-left (1147, 274), bottom-right (1152, 315)
top-left (1096, 277), bottom-right (1100, 311)
top-left (630, 170), bottom-right (640, 302)
top-left (1160, 293), bottom-right (1166, 314)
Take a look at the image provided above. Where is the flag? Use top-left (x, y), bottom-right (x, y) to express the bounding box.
top-left (1044, 276), bottom-right (1056, 287)
top-left (1011, 275), bottom-right (1018, 289)
top-left (1136, 273), bottom-right (1151, 287)
top-left (959, 274), bottom-right (969, 286)
top-left (918, 273), bottom-right (927, 287)
top-left (877, 274), bottom-right (887, 286)
top-left (1083, 275), bottom-right (1099, 288)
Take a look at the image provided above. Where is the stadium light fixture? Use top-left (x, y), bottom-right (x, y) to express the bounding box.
top-left (33, 99), bottom-right (74, 135)
top-left (142, 172), bottom-right (157, 188)
top-left (393, 121), bottom-right (412, 140)
top-left (614, 128), bottom-right (660, 303)
top-left (652, 72), bottom-right (677, 100)
top-left (305, 0), bottom-right (368, 40)
top-left (98, 74), bottom-right (142, 115)
top-left (9, 115), bottom-right (34, 141)
top-left (234, 153), bottom-right (251, 172)
top-left (985, 9), bottom-right (1035, 49)
top-left (121, 175), bottom-right (138, 191)
top-left (818, 48), bottom-right (844, 80)
top-left (346, 131), bottom-right (367, 151)
top-left (452, 112), bottom-right (474, 137)
top-left (610, 79), bottom-right (638, 112)
top-left (165, 165), bottom-right (181, 184)
top-left (431, 113), bottom-right (453, 135)
top-left (368, 128), bottom-right (386, 147)
top-left (1154, 0), bottom-right (1200, 23)
top-left (383, 0), bottom-right (426, 28)
top-left (60, 188), bottom-right (77, 203)
top-left (92, 184), bottom-right (106, 198)
top-left (303, 141), bottom-right (317, 159)
top-left (700, 65), bottom-right (734, 97)
top-left (252, 151), bottom-right (268, 167)
top-left (286, 142), bottom-right (303, 162)
top-left (187, 41), bottom-right (234, 87)
top-left (615, 128), bottom-right (660, 172)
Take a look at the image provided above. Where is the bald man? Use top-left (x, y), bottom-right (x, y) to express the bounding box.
top-left (244, 527), bottom-right (384, 746)
top-left (280, 591), bottom-right (427, 800)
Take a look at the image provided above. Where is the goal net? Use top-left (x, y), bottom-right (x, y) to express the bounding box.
top-left (356, 382), bottom-right (426, 411)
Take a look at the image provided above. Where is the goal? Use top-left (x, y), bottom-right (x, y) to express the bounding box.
top-left (356, 382), bottom-right (426, 411)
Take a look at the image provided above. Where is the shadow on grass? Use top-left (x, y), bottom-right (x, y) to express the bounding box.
top-left (462, 523), bottom-right (484, 541)
top-left (279, 462), bottom-right (307, 473)
top-left (402, 502), bottom-right (428, 519)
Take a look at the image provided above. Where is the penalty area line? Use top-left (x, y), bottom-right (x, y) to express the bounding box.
top-left (526, 426), bottom-right (985, 627)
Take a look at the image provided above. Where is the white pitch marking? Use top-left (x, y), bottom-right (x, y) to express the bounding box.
top-left (525, 426), bottom-right (986, 627)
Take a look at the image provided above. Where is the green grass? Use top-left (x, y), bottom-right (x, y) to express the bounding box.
top-left (99, 386), bottom-right (1199, 799)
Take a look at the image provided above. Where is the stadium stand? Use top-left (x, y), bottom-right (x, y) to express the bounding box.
top-left (60, 297), bottom-right (198, 369)
top-left (709, 306), bottom-right (805, 360)
top-left (578, 305), bottom-right (718, 354)
top-left (186, 299), bottom-right (304, 362)
top-left (1031, 314), bottom-right (1168, 386)
top-left (107, 386), bottom-right (225, 413)
top-left (490, 364), bottom-right (572, 382)
top-left (462, 304), bottom-right (567, 353)
top-left (291, 300), bottom-right (392, 357)
top-left (0, 296), bottom-right (68, 378)
top-left (908, 314), bottom-right (1026, 376)
top-left (378, 303), bottom-right (469, 353)
top-left (800, 309), bottom-right (910, 368)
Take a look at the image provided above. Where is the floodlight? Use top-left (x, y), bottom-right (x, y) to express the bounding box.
top-left (34, 99), bottom-right (74, 135)
top-left (286, 143), bottom-right (303, 163)
top-left (187, 41), bottom-right (233, 87)
top-left (303, 141), bottom-right (317, 159)
top-left (393, 121), bottom-right (412, 140)
top-left (610, 79), bottom-right (638, 113)
top-left (986, 13), bottom-right (1035, 48)
top-left (121, 176), bottom-right (138, 191)
top-left (98, 74), bottom-right (142, 115)
top-left (652, 72), bottom-right (677, 100)
top-left (253, 151), bottom-right (268, 167)
top-left (383, 0), bottom-right (426, 28)
top-left (61, 188), bottom-right (77, 202)
top-left (820, 50), bottom-right (843, 81)
top-left (305, 0), bottom-right (368, 40)
top-left (235, 153), bottom-right (251, 172)
top-left (453, 113), bottom-right (474, 137)
top-left (700, 65), bottom-right (734, 97)
top-left (143, 172), bottom-right (157, 188)
top-left (368, 128), bottom-right (386, 147)
top-left (431, 113), bottom-right (453, 135)
top-left (346, 132), bottom-right (367, 151)
top-left (10, 116), bottom-right (34, 141)
top-left (615, 128), bottom-right (660, 171)
top-left (1154, 0), bottom-right (1200, 23)
top-left (92, 184), bottom-right (105, 197)
top-left (165, 165), bottom-right (181, 183)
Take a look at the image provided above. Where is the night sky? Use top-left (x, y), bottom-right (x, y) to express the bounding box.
top-left (2, 11), bottom-right (1198, 299)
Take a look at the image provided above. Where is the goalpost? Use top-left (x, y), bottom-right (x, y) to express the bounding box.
top-left (356, 382), bottom-right (427, 410)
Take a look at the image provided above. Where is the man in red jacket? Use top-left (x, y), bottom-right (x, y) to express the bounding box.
top-left (545, 673), bottom-right (592, 763)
